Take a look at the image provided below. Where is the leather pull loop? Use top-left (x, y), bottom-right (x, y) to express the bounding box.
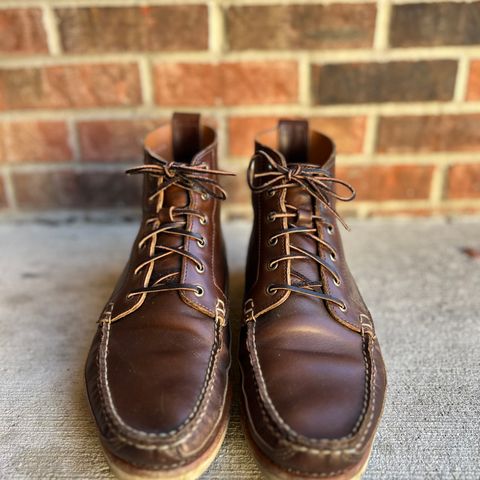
top-left (278, 119), bottom-right (309, 164)
top-left (172, 112), bottom-right (201, 164)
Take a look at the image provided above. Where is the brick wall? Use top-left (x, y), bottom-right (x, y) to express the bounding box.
top-left (1, 0), bottom-right (480, 218)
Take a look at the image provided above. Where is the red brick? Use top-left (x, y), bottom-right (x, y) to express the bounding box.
top-left (0, 175), bottom-right (7, 208)
top-left (377, 114), bottom-right (480, 153)
top-left (0, 121), bottom-right (72, 164)
top-left (228, 116), bottom-right (365, 156)
top-left (0, 63), bottom-right (141, 111)
top-left (154, 61), bottom-right (298, 106)
top-left (447, 164), bottom-right (480, 199)
top-left (226, 4), bottom-right (376, 50)
top-left (12, 169), bottom-right (142, 208)
top-left (0, 9), bottom-right (48, 54)
top-left (78, 119), bottom-right (162, 162)
top-left (467, 60), bottom-right (480, 101)
top-left (337, 165), bottom-right (434, 201)
top-left (56, 6), bottom-right (208, 53)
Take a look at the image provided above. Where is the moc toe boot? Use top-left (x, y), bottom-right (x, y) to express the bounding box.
top-left (85, 113), bottom-right (232, 480)
top-left (239, 119), bottom-right (387, 480)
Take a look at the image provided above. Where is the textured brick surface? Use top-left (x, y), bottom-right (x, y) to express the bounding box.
top-left (0, 0), bottom-right (479, 216)
top-left (226, 4), bottom-right (376, 50)
top-left (337, 165), bottom-right (434, 201)
top-left (312, 61), bottom-right (457, 104)
top-left (447, 164), bottom-right (480, 199)
top-left (12, 170), bottom-right (142, 208)
top-left (78, 119), bottom-right (162, 162)
top-left (0, 121), bottom-right (72, 164)
top-left (56, 6), bottom-right (208, 53)
top-left (0, 64), bottom-right (141, 110)
top-left (377, 114), bottom-right (480, 153)
top-left (228, 116), bottom-right (366, 156)
top-left (390, 2), bottom-right (480, 47)
top-left (467, 60), bottom-right (480, 101)
top-left (154, 61), bottom-right (298, 106)
top-left (0, 8), bottom-right (48, 54)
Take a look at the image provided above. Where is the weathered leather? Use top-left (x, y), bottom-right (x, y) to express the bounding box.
top-left (240, 120), bottom-right (387, 478)
top-left (85, 113), bottom-right (231, 472)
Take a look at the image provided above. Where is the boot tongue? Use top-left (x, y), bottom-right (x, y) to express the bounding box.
top-left (143, 113), bottom-right (202, 283)
top-left (278, 119), bottom-right (309, 164)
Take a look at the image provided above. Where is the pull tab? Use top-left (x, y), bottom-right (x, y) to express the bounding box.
top-left (278, 119), bottom-right (309, 164)
top-left (172, 112), bottom-right (201, 164)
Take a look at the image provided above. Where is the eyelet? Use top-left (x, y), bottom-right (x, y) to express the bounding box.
top-left (201, 193), bottom-right (209, 201)
top-left (194, 286), bottom-right (204, 297)
top-left (267, 261), bottom-right (278, 271)
top-left (339, 303), bottom-right (347, 312)
top-left (330, 252), bottom-right (337, 262)
top-left (266, 284), bottom-right (277, 295)
top-left (327, 225), bottom-right (334, 235)
top-left (266, 189), bottom-right (276, 198)
top-left (267, 212), bottom-right (276, 223)
top-left (195, 264), bottom-right (205, 273)
top-left (333, 277), bottom-right (341, 286)
top-left (197, 237), bottom-right (206, 248)
top-left (267, 237), bottom-right (278, 247)
top-left (199, 216), bottom-right (208, 225)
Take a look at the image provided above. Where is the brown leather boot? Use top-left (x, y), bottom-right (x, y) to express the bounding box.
top-left (85, 113), bottom-right (232, 479)
top-left (239, 119), bottom-right (387, 479)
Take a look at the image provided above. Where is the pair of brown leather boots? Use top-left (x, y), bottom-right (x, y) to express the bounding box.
top-left (85, 112), bottom-right (386, 480)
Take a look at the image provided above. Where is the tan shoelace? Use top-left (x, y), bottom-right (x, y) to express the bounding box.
top-left (126, 161), bottom-right (234, 299)
top-left (248, 150), bottom-right (355, 310)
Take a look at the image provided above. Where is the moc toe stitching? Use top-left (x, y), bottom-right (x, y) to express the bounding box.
top-left (93, 320), bottom-right (226, 468)
top-left (244, 322), bottom-right (379, 476)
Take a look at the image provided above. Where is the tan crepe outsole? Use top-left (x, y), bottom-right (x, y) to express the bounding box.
top-left (241, 411), bottom-right (372, 480)
top-left (103, 389), bottom-right (231, 480)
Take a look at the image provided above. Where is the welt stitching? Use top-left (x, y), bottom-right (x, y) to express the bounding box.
top-left (99, 318), bottom-right (223, 448)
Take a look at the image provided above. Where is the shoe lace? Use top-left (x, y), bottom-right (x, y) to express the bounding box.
top-left (125, 161), bottom-right (234, 298)
top-left (248, 150), bottom-right (355, 310)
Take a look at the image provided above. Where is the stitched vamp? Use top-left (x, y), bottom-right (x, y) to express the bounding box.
top-left (245, 322), bottom-right (379, 456)
top-left (86, 321), bottom-right (227, 465)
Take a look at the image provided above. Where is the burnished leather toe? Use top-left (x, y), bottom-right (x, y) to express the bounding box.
top-left (85, 302), bottom-right (230, 473)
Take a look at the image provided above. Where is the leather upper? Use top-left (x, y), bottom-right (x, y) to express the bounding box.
top-left (240, 120), bottom-right (387, 477)
top-left (85, 113), bottom-right (231, 471)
